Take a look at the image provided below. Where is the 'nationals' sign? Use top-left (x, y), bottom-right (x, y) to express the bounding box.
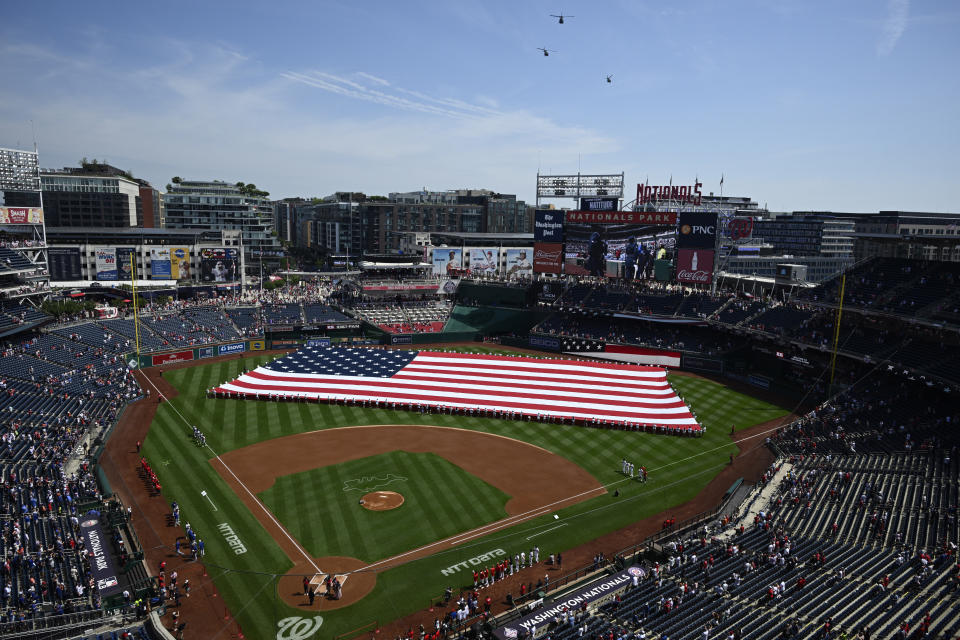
top-left (636, 181), bottom-right (702, 206)
top-left (566, 211), bottom-right (677, 225)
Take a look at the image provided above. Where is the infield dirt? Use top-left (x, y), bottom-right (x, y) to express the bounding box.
top-left (100, 346), bottom-right (795, 639)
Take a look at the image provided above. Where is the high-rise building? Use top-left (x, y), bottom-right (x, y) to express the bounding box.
top-left (294, 189), bottom-right (528, 256)
top-left (162, 180), bottom-right (282, 272)
top-left (6, 162), bottom-right (164, 228)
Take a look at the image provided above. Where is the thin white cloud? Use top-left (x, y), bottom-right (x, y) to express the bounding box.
top-left (355, 72), bottom-right (390, 86)
top-left (878, 0), bottom-right (909, 56)
top-left (282, 70), bottom-right (496, 119)
top-left (0, 40), bottom-right (615, 200)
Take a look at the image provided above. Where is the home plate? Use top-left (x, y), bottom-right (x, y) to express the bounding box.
top-left (309, 572), bottom-right (349, 593)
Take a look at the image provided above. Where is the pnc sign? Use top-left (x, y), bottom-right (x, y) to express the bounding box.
top-left (676, 212), bottom-right (718, 249)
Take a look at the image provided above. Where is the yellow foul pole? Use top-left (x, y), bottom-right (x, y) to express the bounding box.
top-left (130, 250), bottom-right (142, 358)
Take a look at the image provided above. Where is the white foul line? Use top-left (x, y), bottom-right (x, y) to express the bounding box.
top-left (526, 523), bottom-right (567, 540)
top-left (140, 370), bottom-right (322, 576)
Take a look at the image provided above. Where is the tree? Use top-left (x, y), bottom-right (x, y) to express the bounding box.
top-left (172, 176), bottom-right (182, 184)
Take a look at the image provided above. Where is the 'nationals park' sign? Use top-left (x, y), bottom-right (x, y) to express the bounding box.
top-left (566, 211), bottom-right (677, 225)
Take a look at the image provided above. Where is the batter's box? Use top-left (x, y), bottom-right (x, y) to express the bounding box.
top-left (309, 572), bottom-right (349, 594)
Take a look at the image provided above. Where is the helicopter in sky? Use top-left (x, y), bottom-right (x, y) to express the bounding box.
top-left (550, 13), bottom-right (573, 24)
top-left (606, 75), bottom-right (613, 83)
top-left (537, 47), bottom-right (556, 57)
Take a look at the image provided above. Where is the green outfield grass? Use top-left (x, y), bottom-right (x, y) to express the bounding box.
top-left (258, 451), bottom-right (510, 561)
top-left (140, 349), bottom-right (791, 640)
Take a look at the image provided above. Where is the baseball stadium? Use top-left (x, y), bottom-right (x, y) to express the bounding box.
top-left (2, 203), bottom-right (960, 640)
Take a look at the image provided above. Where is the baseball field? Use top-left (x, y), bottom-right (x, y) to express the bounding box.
top-left (136, 347), bottom-right (790, 639)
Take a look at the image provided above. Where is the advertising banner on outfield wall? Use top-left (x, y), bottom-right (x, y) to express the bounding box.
top-left (676, 249), bottom-right (714, 285)
top-left (528, 335), bottom-right (561, 351)
top-left (534, 209), bottom-right (564, 242)
top-left (218, 342), bottom-right (246, 355)
top-left (95, 248), bottom-right (118, 281)
top-left (494, 566), bottom-right (642, 640)
top-left (390, 335), bottom-right (413, 345)
top-left (533, 242), bottom-right (563, 274)
top-left (0, 206), bottom-right (43, 224)
top-left (579, 197), bottom-right (619, 212)
top-left (306, 338), bottom-right (332, 347)
top-left (152, 350), bottom-right (194, 366)
top-left (197, 346), bottom-right (215, 359)
top-left (504, 248), bottom-right (533, 279)
top-left (432, 248), bottom-right (462, 276)
top-left (170, 247), bottom-right (191, 280)
top-left (116, 248), bottom-right (136, 281)
top-left (249, 340), bottom-right (265, 351)
top-left (682, 355), bottom-right (724, 374)
top-left (564, 343), bottom-right (682, 367)
top-left (150, 248), bottom-right (171, 279)
top-left (468, 248), bottom-right (499, 275)
top-left (78, 516), bottom-right (123, 596)
top-left (676, 211), bottom-right (718, 249)
top-left (200, 247), bottom-right (240, 283)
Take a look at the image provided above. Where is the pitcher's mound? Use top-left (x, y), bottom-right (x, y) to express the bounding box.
top-left (360, 491), bottom-right (404, 511)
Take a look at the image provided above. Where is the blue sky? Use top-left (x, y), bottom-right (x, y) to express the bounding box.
top-left (1, 0), bottom-right (957, 212)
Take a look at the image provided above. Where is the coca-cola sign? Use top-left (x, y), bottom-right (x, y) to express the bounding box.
top-left (676, 249), bottom-right (714, 285)
top-left (533, 242), bottom-right (563, 274)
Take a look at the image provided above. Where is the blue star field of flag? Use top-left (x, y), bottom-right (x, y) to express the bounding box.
top-left (262, 347), bottom-right (418, 377)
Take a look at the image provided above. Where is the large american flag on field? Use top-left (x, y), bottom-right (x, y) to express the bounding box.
top-left (214, 347), bottom-right (700, 429)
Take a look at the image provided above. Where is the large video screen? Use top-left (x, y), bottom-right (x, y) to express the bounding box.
top-left (563, 222), bottom-right (674, 278)
top-left (200, 247), bottom-right (240, 282)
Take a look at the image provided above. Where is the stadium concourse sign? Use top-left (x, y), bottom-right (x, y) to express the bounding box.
top-left (494, 566), bottom-right (642, 639)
